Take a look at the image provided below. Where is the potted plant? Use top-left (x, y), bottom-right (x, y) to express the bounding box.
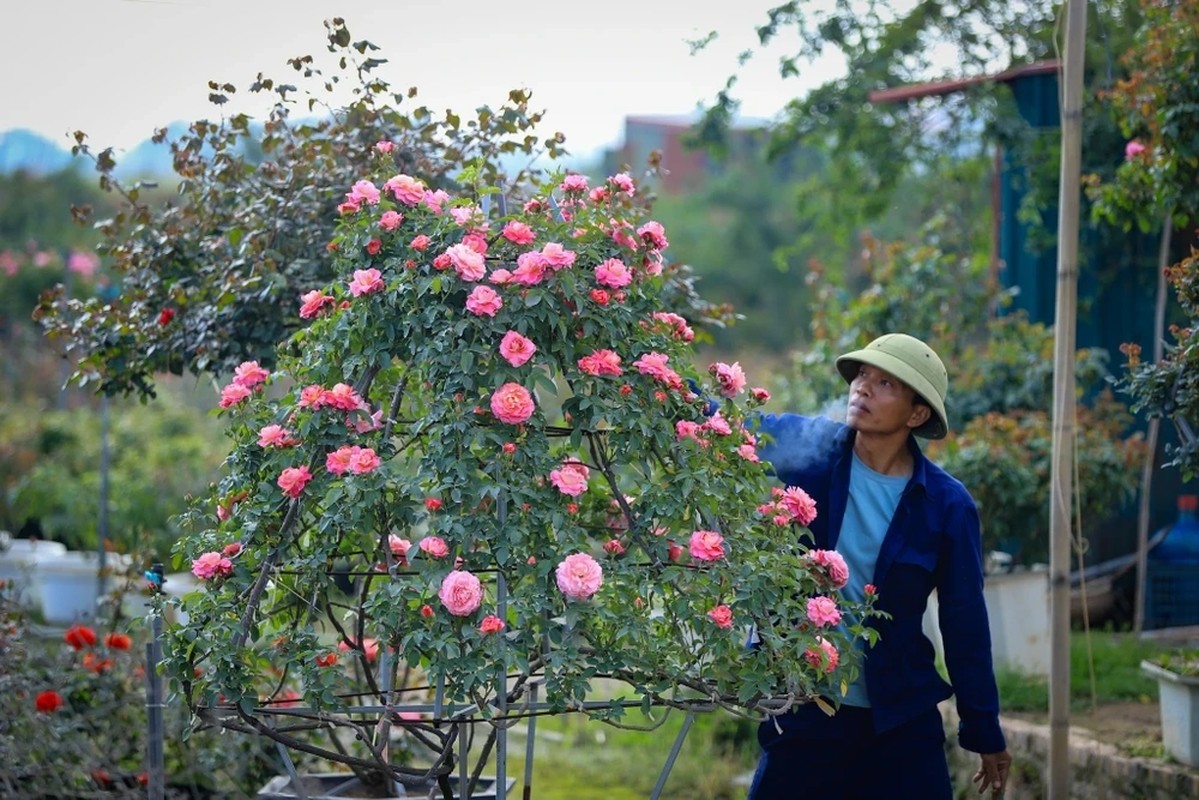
top-left (1141, 650), bottom-right (1199, 766)
top-left (160, 154), bottom-right (881, 797)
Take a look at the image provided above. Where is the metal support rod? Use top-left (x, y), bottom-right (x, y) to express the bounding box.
top-left (96, 395), bottom-right (110, 600)
top-left (144, 563), bottom-right (165, 800)
top-left (649, 710), bottom-right (695, 800)
top-left (496, 568), bottom-right (508, 800)
top-left (275, 740), bottom-right (309, 800)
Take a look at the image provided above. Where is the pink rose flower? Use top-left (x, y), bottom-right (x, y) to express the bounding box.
top-left (807, 549), bottom-right (849, 589)
top-left (347, 180), bottom-right (381, 206)
top-left (501, 221), bottom-right (536, 245)
top-left (738, 444), bottom-right (760, 463)
top-left (438, 570), bottom-right (483, 616)
top-left (349, 268), bottom-right (385, 297)
top-left (490, 383), bottom-right (535, 424)
top-left (637, 220), bottom-right (669, 249)
top-left (595, 258), bottom-right (633, 288)
top-left (577, 349), bottom-right (623, 376)
top-left (689, 530), bottom-right (726, 562)
top-left (191, 551), bottom-right (234, 580)
top-left (379, 210), bottom-right (404, 230)
top-left (1124, 139), bottom-right (1146, 160)
top-left (560, 174), bottom-right (589, 193)
top-left (806, 596), bottom-right (841, 627)
top-left (709, 361), bottom-right (747, 398)
top-left (233, 360), bottom-right (271, 387)
top-left (445, 243), bottom-right (486, 282)
top-left (651, 311), bottom-right (694, 342)
top-left (751, 387), bottom-right (771, 403)
top-left (540, 242), bottom-right (576, 270)
top-left (780, 486), bottom-right (818, 526)
top-left (375, 140), bottom-right (394, 153)
top-left (299, 289), bottom-right (335, 319)
top-left (707, 605), bottom-right (734, 629)
top-left (410, 234), bottom-right (431, 251)
top-left (611, 172), bottom-right (636, 194)
top-left (418, 536), bottom-right (450, 559)
top-left (384, 174), bottom-right (426, 206)
top-left (555, 553), bottom-right (603, 601)
top-left (219, 383), bottom-right (252, 409)
top-left (499, 330), bottom-right (537, 367)
top-left (479, 615), bottom-right (505, 634)
top-left (465, 285), bottom-right (504, 317)
top-left (257, 424), bottom-right (297, 448)
top-left (804, 637), bottom-right (839, 673)
top-left (277, 465), bottom-right (313, 499)
top-left (633, 352), bottom-right (683, 389)
top-left (511, 251), bottom-right (548, 285)
top-left (549, 460), bottom-right (590, 496)
top-left (388, 535), bottom-right (411, 563)
top-left (348, 447), bottom-right (381, 474)
top-left (321, 383), bottom-right (365, 411)
top-left (703, 413), bottom-right (733, 436)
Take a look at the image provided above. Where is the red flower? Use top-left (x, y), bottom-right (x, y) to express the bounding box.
top-left (316, 652), bottom-right (338, 668)
top-left (64, 624), bottom-right (97, 650)
top-left (157, 307), bottom-right (175, 326)
top-left (864, 583), bottom-right (877, 597)
top-left (104, 632), bottom-right (133, 651)
top-left (35, 690), bottom-right (64, 713)
top-left (365, 238), bottom-right (382, 255)
top-left (425, 497), bottom-right (443, 512)
top-left (420, 604), bottom-right (434, 619)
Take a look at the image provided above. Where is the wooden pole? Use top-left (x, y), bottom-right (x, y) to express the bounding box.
top-left (1134, 215), bottom-right (1174, 633)
top-left (1048, 0), bottom-right (1088, 795)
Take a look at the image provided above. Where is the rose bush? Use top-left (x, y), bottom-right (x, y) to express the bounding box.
top-left (162, 154), bottom-right (881, 789)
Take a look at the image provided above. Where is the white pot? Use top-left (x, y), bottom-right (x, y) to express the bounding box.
top-left (35, 551), bottom-right (129, 624)
top-left (0, 538), bottom-right (68, 608)
top-left (1142, 660), bottom-right (1199, 767)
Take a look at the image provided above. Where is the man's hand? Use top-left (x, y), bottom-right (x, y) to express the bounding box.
top-left (972, 750), bottom-right (1012, 795)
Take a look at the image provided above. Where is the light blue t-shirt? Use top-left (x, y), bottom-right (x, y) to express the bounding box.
top-left (836, 452), bottom-right (908, 707)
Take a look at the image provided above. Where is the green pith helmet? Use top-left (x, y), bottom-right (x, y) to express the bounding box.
top-left (835, 333), bottom-right (949, 439)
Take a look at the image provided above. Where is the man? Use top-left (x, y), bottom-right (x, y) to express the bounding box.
top-left (746, 333), bottom-right (1012, 799)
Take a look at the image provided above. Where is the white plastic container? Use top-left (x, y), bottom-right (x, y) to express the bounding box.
top-left (35, 550), bottom-right (129, 624)
top-left (0, 537), bottom-right (68, 608)
top-left (1142, 659), bottom-right (1199, 767)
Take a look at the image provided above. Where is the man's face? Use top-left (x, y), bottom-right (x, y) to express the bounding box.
top-left (845, 363), bottom-right (928, 436)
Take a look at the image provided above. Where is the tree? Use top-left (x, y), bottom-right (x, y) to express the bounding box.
top-left (162, 158), bottom-right (878, 796)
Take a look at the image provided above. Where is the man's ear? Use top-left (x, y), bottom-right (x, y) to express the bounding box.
top-left (908, 404), bottom-right (932, 430)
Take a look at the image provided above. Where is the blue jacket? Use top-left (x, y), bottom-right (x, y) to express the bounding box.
top-left (753, 412), bottom-right (1007, 755)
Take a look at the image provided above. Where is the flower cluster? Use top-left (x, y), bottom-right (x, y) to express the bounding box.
top-left (165, 155), bottom-right (880, 771)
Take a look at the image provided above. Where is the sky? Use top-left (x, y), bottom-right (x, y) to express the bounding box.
top-left (1, 0), bottom-right (847, 161)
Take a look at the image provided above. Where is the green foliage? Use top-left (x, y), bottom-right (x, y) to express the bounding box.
top-left (161, 160), bottom-right (880, 789)
top-left (995, 630), bottom-right (1169, 712)
top-left (928, 394), bottom-right (1145, 564)
top-left (0, 386), bottom-right (227, 561)
top-left (35, 19), bottom-right (571, 400)
top-left (507, 709), bottom-right (757, 800)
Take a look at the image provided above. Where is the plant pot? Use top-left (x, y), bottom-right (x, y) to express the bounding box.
top-left (0, 538), bottom-right (67, 608)
top-left (1141, 659), bottom-right (1199, 767)
top-left (35, 550), bottom-right (129, 624)
top-left (257, 772), bottom-right (514, 799)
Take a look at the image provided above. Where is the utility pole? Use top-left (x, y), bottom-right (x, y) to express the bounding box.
top-left (1048, 0), bottom-right (1088, 795)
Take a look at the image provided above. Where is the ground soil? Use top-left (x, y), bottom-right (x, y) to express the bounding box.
top-left (1006, 700), bottom-right (1166, 756)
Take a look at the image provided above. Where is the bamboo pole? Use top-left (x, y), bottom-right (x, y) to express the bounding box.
top-left (1134, 215), bottom-right (1174, 633)
top-left (1048, 0), bottom-right (1089, 795)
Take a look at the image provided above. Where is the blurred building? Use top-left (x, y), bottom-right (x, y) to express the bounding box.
top-left (601, 113), bottom-right (769, 194)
